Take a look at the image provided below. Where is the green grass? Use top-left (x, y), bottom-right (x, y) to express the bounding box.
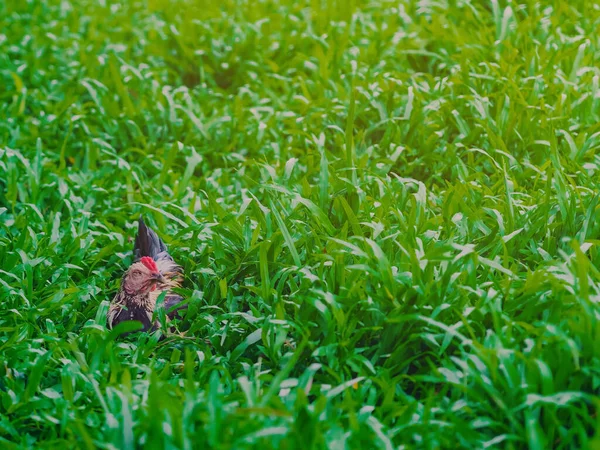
top-left (2, 0), bottom-right (600, 448)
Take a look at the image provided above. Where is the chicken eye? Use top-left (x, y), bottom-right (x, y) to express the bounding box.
top-left (132, 270), bottom-right (142, 277)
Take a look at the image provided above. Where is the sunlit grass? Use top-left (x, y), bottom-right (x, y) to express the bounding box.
top-left (2, 0), bottom-right (600, 448)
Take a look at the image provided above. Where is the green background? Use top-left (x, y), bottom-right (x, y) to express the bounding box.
top-left (1, 0), bottom-right (600, 448)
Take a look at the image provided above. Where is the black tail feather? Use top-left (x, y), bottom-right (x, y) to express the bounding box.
top-left (134, 216), bottom-right (168, 261)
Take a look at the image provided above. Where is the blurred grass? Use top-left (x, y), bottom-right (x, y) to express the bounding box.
top-left (2, 0), bottom-right (600, 448)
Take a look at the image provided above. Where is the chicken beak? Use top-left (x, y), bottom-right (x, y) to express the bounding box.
top-left (151, 272), bottom-right (167, 284)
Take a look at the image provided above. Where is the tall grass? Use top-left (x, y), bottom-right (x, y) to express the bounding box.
top-left (1, 0), bottom-right (600, 448)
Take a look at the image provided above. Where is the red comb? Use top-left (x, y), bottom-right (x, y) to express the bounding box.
top-left (140, 256), bottom-right (158, 272)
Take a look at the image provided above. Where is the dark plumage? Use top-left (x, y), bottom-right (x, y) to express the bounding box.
top-left (134, 216), bottom-right (169, 261)
top-left (107, 217), bottom-right (186, 333)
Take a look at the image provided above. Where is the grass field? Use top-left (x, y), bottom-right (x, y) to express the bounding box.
top-left (2, 0), bottom-right (600, 448)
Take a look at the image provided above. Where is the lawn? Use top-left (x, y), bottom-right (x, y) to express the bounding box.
top-left (1, 0), bottom-right (600, 448)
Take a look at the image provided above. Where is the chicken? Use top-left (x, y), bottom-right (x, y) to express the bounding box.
top-left (107, 216), bottom-right (185, 333)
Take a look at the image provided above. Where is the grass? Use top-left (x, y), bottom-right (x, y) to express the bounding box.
top-left (1, 0), bottom-right (600, 448)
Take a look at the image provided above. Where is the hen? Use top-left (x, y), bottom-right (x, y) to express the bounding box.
top-left (107, 217), bottom-right (185, 333)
